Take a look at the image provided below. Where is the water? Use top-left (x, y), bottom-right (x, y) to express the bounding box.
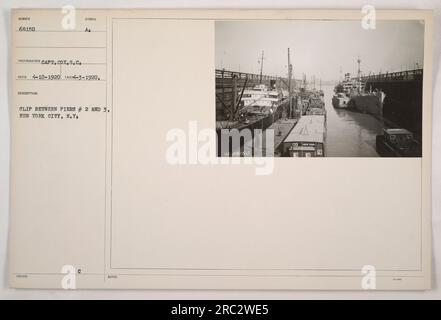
top-left (323, 85), bottom-right (383, 157)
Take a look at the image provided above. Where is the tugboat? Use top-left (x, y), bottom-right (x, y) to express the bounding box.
top-left (376, 128), bottom-right (421, 157)
top-left (332, 73), bottom-right (357, 109)
top-left (332, 92), bottom-right (350, 108)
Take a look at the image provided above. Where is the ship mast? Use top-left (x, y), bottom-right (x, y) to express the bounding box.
top-left (357, 56), bottom-right (361, 93)
top-left (288, 48), bottom-right (293, 118)
top-left (258, 50), bottom-right (265, 84)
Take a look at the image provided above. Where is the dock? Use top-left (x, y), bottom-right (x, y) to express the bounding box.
top-left (263, 118), bottom-right (298, 156)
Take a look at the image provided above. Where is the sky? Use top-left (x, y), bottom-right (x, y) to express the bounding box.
top-left (215, 20), bottom-right (424, 82)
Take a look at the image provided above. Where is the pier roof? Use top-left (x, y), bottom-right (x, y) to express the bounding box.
top-left (284, 115), bottom-right (326, 144)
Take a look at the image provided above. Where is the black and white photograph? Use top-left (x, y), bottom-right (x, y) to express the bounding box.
top-left (215, 20), bottom-right (424, 157)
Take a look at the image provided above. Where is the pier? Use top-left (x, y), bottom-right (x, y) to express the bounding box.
top-left (359, 68), bottom-right (423, 82)
top-left (354, 69), bottom-right (423, 141)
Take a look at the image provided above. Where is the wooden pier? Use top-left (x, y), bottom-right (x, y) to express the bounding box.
top-left (359, 68), bottom-right (423, 82)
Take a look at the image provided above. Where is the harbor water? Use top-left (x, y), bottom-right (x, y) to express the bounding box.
top-left (323, 85), bottom-right (383, 157)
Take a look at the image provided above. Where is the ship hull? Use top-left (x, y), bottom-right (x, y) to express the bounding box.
top-left (216, 98), bottom-right (289, 156)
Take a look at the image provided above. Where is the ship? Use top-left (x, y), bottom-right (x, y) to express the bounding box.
top-left (216, 83), bottom-right (290, 156)
top-left (225, 83), bottom-right (288, 131)
top-left (332, 72), bottom-right (363, 109)
top-left (332, 92), bottom-right (350, 108)
top-left (240, 84), bottom-right (284, 116)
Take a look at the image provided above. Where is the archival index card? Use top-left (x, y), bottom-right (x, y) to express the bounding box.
top-left (8, 9), bottom-right (433, 290)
